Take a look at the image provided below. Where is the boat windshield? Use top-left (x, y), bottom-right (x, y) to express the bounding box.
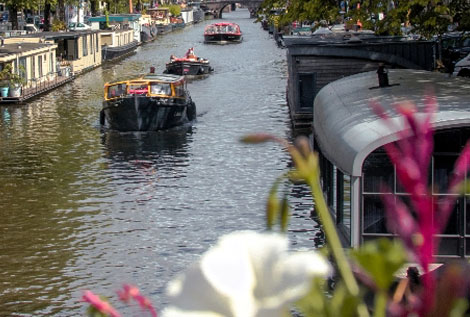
top-left (150, 82), bottom-right (172, 95)
top-left (107, 83), bottom-right (127, 98)
top-left (128, 83), bottom-right (148, 95)
top-left (173, 81), bottom-right (185, 97)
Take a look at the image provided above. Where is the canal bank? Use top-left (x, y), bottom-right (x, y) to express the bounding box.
top-left (0, 9), bottom-right (321, 315)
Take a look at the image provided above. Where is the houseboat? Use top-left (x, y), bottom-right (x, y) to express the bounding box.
top-left (100, 29), bottom-right (138, 61)
top-left (88, 14), bottom-right (143, 43)
top-left (147, 7), bottom-right (173, 35)
top-left (313, 68), bottom-right (470, 259)
top-left (11, 30), bottom-right (103, 76)
top-left (283, 34), bottom-right (436, 130)
top-left (165, 47), bottom-right (213, 76)
top-left (101, 73), bottom-right (196, 131)
top-left (204, 22), bottom-right (242, 44)
top-left (0, 41), bottom-right (73, 103)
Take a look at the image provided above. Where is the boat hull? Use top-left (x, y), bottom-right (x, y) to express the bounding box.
top-left (157, 24), bottom-right (173, 34)
top-left (102, 41), bottom-right (139, 61)
top-left (204, 33), bottom-right (242, 44)
top-left (165, 61), bottom-right (213, 75)
top-left (102, 96), bottom-right (196, 131)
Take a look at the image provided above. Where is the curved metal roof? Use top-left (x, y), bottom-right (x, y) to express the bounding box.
top-left (313, 69), bottom-right (470, 176)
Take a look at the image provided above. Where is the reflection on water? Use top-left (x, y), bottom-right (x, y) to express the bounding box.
top-left (0, 9), bottom-right (318, 315)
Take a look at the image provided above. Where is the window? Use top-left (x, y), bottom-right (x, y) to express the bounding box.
top-left (298, 73), bottom-right (316, 111)
top-left (38, 55), bottom-right (43, 78)
top-left (83, 36), bottom-right (88, 56)
top-left (19, 57), bottom-right (27, 81)
top-left (50, 52), bottom-right (54, 73)
top-left (96, 33), bottom-right (99, 52)
top-left (107, 83), bottom-right (127, 98)
top-left (31, 56), bottom-right (35, 78)
top-left (150, 83), bottom-right (172, 95)
top-left (361, 128), bottom-right (470, 257)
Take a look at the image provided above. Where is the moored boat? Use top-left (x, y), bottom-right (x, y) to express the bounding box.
top-left (204, 22), bottom-right (242, 44)
top-left (101, 72), bottom-right (196, 131)
top-left (165, 47), bottom-right (214, 76)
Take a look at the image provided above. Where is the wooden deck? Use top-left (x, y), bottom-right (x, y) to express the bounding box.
top-left (0, 74), bottom-right (75, 104)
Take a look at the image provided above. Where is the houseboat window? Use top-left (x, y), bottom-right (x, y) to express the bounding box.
top-left (363, 194), bottom-right (387, 233)
top-left (173, 83), bottom-right (186, 97)
top-left (361, 128), bottom-right (470, 257)
top-left (363, 153), bottom-right (393, 193)
top-left (107, 84), bottom-right (127, 98)
top-left (83, 36), bottom-right (88, 57)
top-left (433, 154), bottom-right (458, 194)
top-left (19, 57), bottom-right (27, 81)
top-left (298, 73), bottom-right (316, 110)
top-left (50, 53), bottom-right (54, 73)
top-left (38, 55), bottom-right (43, 78)
top-left (150, 83), bottom-right (171, 95)
top-left (336, 171), bottom-right (351, 240)
top-left (31, 56), bottom-right (35, 79)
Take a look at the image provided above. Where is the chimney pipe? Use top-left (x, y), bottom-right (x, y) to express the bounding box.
top-left (377, 64), bottom-right (389, 87)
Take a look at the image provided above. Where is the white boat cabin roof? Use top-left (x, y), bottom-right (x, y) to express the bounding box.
top-left (313, 69), bottom-right (470, 177)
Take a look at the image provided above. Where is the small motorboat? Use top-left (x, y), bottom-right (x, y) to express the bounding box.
top-left (165, 47), bottom-right (214, 76)
top-left (204, 22), bottom-right (243, 44)
top-left (100, 71), bottom-right (196, 131)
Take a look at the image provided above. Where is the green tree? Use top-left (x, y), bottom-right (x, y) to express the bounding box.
top-left (258, 0), bottom-right (469, 38)
top-left (5, 0), bottom-right (39, 30)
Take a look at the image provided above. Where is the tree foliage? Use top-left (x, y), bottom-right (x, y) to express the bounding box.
top-left (258, 0), bottom-right (470, 38)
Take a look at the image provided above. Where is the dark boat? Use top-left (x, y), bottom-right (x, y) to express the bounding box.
top-left (204, 22), bottom-right (243, 44)
top-left (165, 47), bottom-right (214, 76)
top-left (100, 73), bottom-right (196, 131)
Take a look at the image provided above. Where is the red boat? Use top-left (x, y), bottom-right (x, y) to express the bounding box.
top-left (204, 22), bottom-right (243, 44)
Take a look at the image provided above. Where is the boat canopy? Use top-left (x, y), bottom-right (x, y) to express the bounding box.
top-left (313, 69), bottom-right (470, 177)
top-left (104, 73), bottom-right (186, 100)
top-left (204, 22), bottom-right (241, 35)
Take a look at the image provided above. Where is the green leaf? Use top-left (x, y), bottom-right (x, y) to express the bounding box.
top-left (351, 238), bottom-right (407, 291)
top-left (280, 195), bottom-right (289, 232)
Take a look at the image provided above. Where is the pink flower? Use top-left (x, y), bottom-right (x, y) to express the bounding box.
top-left (81, 290), bottom-right (121, 317)
top-left (117, 284), bottom-right (158, 317)
top-left (372, 97), bottom-right (470, 315)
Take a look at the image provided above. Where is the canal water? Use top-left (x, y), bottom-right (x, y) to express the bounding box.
top-left (0, 9), bottom-right (321, 315)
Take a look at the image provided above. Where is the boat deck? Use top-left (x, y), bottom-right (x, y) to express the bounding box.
top-left (0, 74), bottom-right (75, 104)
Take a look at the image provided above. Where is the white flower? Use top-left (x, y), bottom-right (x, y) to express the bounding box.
top-left (162, 231), bottom-right (331, 317)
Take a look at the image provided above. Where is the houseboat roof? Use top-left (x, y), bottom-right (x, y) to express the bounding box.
top-left (19, 30), bottom-right (99, 40)
top-left (88, 14), bottom-right (142, 22)
top-left (284, 35), bottom-right (435, 70)
top-left (0, 42), bottom-right (56, 59)
top-left (313, 69), bottom-right (470, 177)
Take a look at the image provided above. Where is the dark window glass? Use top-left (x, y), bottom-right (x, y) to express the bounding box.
top-left (363, 195), bottom-right (388, 233)
top-left (342, 174), bottom-right (351, 237)
top-left (434, 130), bottom-right (461, 153)
top-left (363, 153), bottom-right (393, 192)
top-left (436, 238), bottom-right (460, 256)
top-left (298, 73), bottom-right (316, 110)
top-left (466, 239), bottom-right (470, 256)
top-left (433, 155), bottom-right (458, 194)
top-left (437, 197), bottom-right (461, 235)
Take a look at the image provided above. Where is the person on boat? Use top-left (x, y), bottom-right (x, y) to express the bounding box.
top-left (185, 47), bottom-right (197, 60)
top-left (170, 54), bottom-right (176, 61)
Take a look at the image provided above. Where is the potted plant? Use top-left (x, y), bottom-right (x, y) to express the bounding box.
top-left (0, 64), bottom-right (11, 97)
top-left (8, 65), bottom-right (26, 98)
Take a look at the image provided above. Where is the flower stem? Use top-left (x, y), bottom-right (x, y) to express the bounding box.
top-left (310, 167), bottom-right (370, 317)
